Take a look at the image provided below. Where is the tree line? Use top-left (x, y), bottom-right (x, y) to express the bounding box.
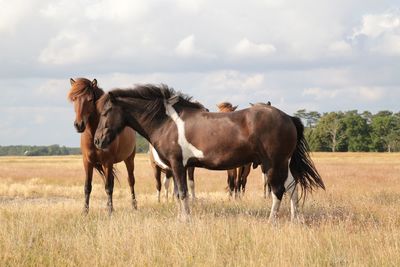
top-left (0, 134), bottom-right (150, 156)
top-left (295, 110), bottom-right (400, 152)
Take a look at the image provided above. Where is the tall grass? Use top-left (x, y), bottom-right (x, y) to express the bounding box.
top-left (0, 153), bottom-right (399, 266)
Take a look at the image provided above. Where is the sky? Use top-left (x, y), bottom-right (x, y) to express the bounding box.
top-left (0, 0), bottom-right (399, 146)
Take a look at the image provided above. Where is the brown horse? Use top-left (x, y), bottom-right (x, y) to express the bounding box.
top-left (68, 78), bottom-right (137, 215)
top-left (149, 144), bottom-right (196, 201)
top-left (217, 102), bottom-right (251, 198)
top-left (94, 84), bottom-right (324, 222)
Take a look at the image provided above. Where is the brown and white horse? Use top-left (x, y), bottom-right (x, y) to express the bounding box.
top-left (68, 78), bottom-right (137, 215)
top-left (94, 84), bottom-right (324, 222)
top-left (149, 144), bottom-right (196, 201)
top-left (217, 102), bottom-right (251, 198)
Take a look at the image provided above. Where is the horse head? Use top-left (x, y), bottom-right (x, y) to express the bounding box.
top-left (217, 102), bottom-right (238, 112)
top-left (68, 78), bottom-right (100, 133)
top-left (94, 92), bottom-right (126, 149)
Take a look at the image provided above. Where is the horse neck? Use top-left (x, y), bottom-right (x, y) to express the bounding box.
top-left (121, 99), bottom-right (167, 143)
top-left (84, 112), bottom-right (100, 138)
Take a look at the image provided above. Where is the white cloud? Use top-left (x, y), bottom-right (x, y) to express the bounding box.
top-left (328, 40), bottom-right (352, 54)
top-left (202, 70), bottom-right (265, 92)
top-left (0, 0), bottom-right (33, 33)
top-left (303, 86), bottom-right (384, 102)
top-left (84, 0), bottom-right (149, 22)
top-left (302, 87), bottom-right (339, 100)
top-left (353, 11), bottom-right (400, 38)
top-left (351, 10), bottom-right (400, 55)
top-left (38, 31), bottom-right (99, 65)
top-left (358, 87), bottom-right (384, 101)
top-left (232, 38), bottom-right (276, 57)
top-left (175, 34), bottom-right (213, 58)
top-left (175, 35), bottom-right (197, 56)
top-left (36, 79), bottom-right (67, 96)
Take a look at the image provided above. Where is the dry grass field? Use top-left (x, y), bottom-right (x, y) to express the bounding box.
top-left (0, 153), bottom-right (399, 266)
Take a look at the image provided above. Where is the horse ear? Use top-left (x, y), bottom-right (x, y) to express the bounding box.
top-left (232, 105), bottom-right (238, 111)
top-left (249, 103), bottom-right (254, 106)
top-left (92, 79), bottom-right (97, 87)
top-left (70, 78), bottom-right (75, 85)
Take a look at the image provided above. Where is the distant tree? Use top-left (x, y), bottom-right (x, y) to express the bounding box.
top-left (342, 110), bottom-right (371, 152)
top-left (294, 109), bottom-right (321, 128)
top-left (315, 112), bottom-right (346, 152)
top-left (370, 111), bottom-right (399, 152)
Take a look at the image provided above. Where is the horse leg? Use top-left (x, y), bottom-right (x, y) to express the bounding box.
top-left (187, 167), bottom-right (196, 200)
top-left (266, 164), bottom-right (287, 223)
top-left (104, 164), bottom-right (115, 215)
top-left (171, 162), bottom-right (189, 220)
top-left (239, 164), bottom-right (251, 196)
top-left (154, 166), bottom-right (162, 203)
top-left (285, 163), bottom-right (299, 222)
top-left (227, 169), bottom-right (236, 198)
top-left (163, 173), bottom-right (171, 201)
top-left (83, 159), bottom-right (93, 214)
top-left (262, 172), bottom-right (269, 199)
top-left (124, 154), bottom-right (137, 209)
top-left (241, 164), bottom-right (251, 195)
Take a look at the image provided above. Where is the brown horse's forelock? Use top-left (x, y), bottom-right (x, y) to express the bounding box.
top-left (67, 78), bottom-right (104, 102)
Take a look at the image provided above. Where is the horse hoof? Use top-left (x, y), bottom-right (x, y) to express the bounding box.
top-left (132, 200), bottom-right (138, 210)
top-left (82, 207), bottom-right (89, 216)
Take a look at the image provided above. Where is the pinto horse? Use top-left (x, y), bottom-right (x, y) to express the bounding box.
top-left (149, 144), bottom-right (196, 201)
top-left (68, 78), bottom-right (137, 215)
top-left (94, 84), bottom-right (324, 221)
top-left (217, 102), bottom-right (251, 198)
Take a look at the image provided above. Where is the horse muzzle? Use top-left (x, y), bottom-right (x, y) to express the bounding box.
top-left (74, 121), bottom-right (86, 133)
top-left (94, 137), bottom-right (110, 150)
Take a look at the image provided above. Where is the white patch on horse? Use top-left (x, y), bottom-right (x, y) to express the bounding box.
top-left (151, 145), bottom-right (170, 170)
top-left (164, 100), bottom-right (204, 166)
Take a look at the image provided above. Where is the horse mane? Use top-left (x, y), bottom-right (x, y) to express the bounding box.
top-left (97, 84), bottom-right (206, 120)
top-left (67, 78), bottom-right (104, 102)
top-left (217, 102), bottom-right (238, 112)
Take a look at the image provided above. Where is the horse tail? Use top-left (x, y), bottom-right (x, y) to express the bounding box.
top-left (290, 116), bottom-right (325, 200)
top-left (93, 163), bottom-right (117, 183)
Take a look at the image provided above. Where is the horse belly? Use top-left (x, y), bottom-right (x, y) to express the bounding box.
top-left (191, 148), bottom-right (254, 170)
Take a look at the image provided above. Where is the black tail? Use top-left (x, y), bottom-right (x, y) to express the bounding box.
top-left (290, 117), bottom-right (325, 200)
top-left (93, 163), bottom-right (117, 183)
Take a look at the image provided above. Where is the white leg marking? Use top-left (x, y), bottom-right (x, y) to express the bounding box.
top-left (269, 191), bottom-right (281, 222)
top-left (285, 159), bottom-right (299, 222)
top-left (163, 175), bottom-right (170, 200)
top-left (164, 101), bottom-right (204, 166)
top-left (188, 179), bottom-right (195, 200)
top-left (151, 145), bottom-right (170, 169)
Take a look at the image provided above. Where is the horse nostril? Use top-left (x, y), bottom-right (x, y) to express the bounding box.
top-left (94, 138), bottom-right (99, 146)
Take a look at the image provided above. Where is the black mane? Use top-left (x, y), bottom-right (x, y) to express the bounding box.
top-left (114, 84), bottom-right (204, 108)
top-left (97, 84), bottom-right (207, 123)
